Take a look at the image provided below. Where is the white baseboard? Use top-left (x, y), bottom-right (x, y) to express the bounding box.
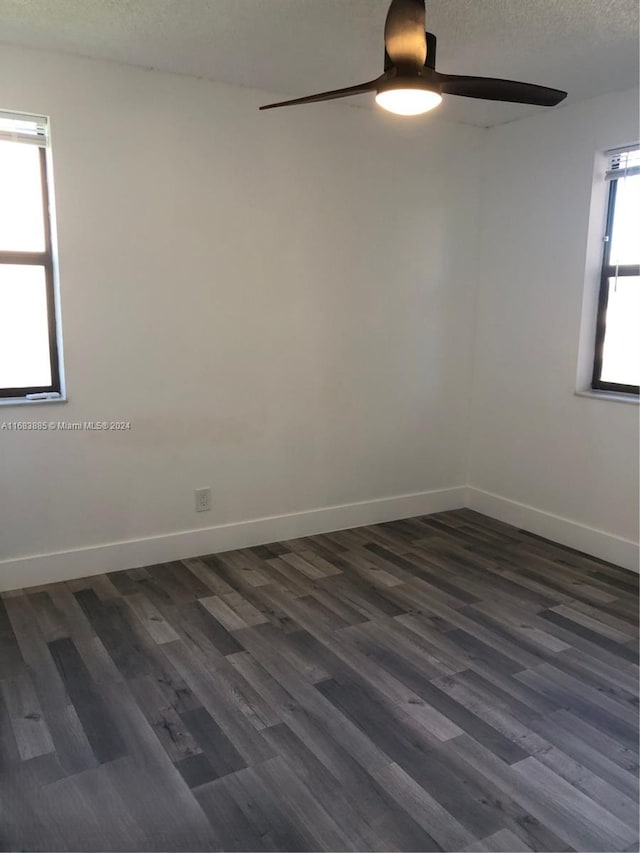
top-left (0, 486), bottom-right (466, 592)
top-left (466, 487), bottom-right (639, 573)
top-left (3, 484), bottom-right (635, 592)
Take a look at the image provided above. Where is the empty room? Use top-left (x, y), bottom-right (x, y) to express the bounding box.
top-left (0, 1), bottom-right (638, 852)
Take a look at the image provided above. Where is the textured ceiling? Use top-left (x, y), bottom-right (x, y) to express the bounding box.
top-left (0, 0), bottom-right (638, 126)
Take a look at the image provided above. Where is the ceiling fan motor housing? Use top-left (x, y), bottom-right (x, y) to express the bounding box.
top-left (376, 71), bottom-right (441, 98)
top-left (384, 31), bottom-right (437, 72)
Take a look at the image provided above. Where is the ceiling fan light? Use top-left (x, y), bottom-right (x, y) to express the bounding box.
top-left (375, 87), bottom-right (442, 116)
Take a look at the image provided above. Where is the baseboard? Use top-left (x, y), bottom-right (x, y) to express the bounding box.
top-left (0, 486), bottom-right (466, 592)
top-left (4, 484), bottom-right (635, 592)
top-left (466, 487), bottom-right (639, 573)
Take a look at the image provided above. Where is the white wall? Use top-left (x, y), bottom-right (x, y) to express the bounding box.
top-left (1, 44), bottom-right (637, 588)
top-left (0, 45), bottom-right (482, 587)
top-left (468, 88), bottom-right (640, 569)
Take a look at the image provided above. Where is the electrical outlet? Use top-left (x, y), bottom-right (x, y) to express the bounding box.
top-left (195, 487), bottom-right (211, 512)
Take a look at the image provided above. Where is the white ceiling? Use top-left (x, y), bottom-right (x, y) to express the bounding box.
top-left (0, 0), bottom-right (638, 126)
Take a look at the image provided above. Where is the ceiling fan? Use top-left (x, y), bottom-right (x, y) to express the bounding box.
top-left (260, 0), bottom-right (567, 115)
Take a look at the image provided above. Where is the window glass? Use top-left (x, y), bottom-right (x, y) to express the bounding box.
top-left (609, 174), bottom-right (640, 267)
top-left (599, 275), bottom-right (640, 388)
top-left (0, 264), bottom-right (52, 388)
top-left (592, 145), bottom-right (640, 394)
top-left (0, 140), bottom-right (46, 252)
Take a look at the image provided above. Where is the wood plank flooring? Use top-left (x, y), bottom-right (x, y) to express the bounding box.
top-left (1, 509), bottom-right (638, 852)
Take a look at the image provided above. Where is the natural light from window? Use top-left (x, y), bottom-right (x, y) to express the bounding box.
top-left (0, 140), bottom-right (46, 251)
top-left (598, 167), bottom-right (639, 389)
top-left (0, 264), bottom-right (52, 388)
top-left (0, 136), bottom-right (53, 391)
top-left (609, 173), bottom-right (639, 267)
top-left (600, 276), bottom-right (640, 386)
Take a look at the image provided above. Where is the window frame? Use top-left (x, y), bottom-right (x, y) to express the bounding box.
top-left (0, 137), bottom-right (62, 400)
top-left (591, 169), bottom-right (640, 396)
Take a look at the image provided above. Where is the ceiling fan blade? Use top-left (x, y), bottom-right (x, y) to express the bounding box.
top-left (259, 79), bottom-right (381, 110)
top-left (437, 73), bottom-right (567, 106)
top-left (384, 0), bottom-right (426, 70)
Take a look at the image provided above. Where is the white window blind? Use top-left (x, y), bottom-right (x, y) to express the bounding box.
top-left (605, 144), bottom-right (640, 180)
top-left (0, 112), bottom-right (48, 147)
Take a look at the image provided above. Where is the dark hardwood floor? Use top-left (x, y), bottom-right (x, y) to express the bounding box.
top-left (1, 509), bottom-right (638, 852)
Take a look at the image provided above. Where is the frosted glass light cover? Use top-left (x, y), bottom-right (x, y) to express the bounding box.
top-left (375, 88), bottom-right (442, 116)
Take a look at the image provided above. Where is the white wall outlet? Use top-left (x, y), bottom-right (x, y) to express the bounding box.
top-left (195, 487), bottom-right (211, 512)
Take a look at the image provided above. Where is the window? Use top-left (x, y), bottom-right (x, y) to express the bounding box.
top-left (592, 144), bottom-right (640, 395)
top-left (0, 111), bottom-right (63, 400)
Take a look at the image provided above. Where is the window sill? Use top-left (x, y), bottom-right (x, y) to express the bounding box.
top-left (0, 395), bottom-right (67, 408)
top-left (575, 389), bottom-right (640, 405)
